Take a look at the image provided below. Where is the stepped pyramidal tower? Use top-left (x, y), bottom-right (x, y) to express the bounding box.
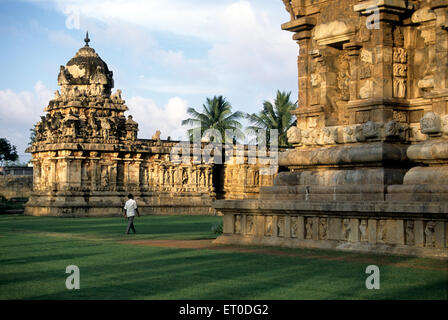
top-left (214, 0), bottom-right (448, 258)
top-left (25, 33), bottom-right (277, 216)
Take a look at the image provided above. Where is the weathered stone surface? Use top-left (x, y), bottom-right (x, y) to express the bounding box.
top-left (214, 0), bottom-right (448, 258)
top-left (25, 37), bottom-right (278, 216)
top-left (0, 176), bottom-right (33, 200)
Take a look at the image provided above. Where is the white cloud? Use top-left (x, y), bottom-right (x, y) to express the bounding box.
top-left (25, 0), bottom-right (298, 100)
top-left (0, 81), bottom-right (53, 161)
top-left (0, 81), bottom-right (51, 126)
top-left (0, 82), bottom-right (190, 160)
top-left (126, 96), bottom-right (189, 141)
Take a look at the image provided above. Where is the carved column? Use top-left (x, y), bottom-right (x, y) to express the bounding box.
top-left (430, 1), bottom-right (448, 114)
top-left (90, 152), bottom-right (99, 191)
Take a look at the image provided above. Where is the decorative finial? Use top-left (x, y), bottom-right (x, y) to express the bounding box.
top-left (84, 31), bottom-right (90, 47)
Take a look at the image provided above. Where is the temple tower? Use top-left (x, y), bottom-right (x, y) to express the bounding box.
top-left (25, 34), bottom-right (277, 216)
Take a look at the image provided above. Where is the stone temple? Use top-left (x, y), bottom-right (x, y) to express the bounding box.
top-left (25, 33), bottom-right (277, 216)
top-left (214, 0), bottom-right (448, 258)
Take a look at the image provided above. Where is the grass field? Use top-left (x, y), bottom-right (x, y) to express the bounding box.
top-left (0, 214), bottom-right (446, 300)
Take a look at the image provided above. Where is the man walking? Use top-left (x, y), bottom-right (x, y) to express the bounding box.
top-left (123, 193), bottom-right (139, 234)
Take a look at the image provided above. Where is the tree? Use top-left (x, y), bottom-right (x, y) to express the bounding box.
top-left (181, 96), bottom-right (244, 142)
top-left (0, 138), bottom-right (19, 165)
top-left (28, 128), bottom-right (36, 146)
top-left (245, 90), bottom-right (297, 147)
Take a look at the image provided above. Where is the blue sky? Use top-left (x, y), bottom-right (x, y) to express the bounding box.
top-left (0, 0), bottom-right (298, 162)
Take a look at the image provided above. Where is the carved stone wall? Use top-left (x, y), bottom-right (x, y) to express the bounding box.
top-left (25, 39), bottom-right (278, 216)
top-left (214, 0), bottom-right (448, 258)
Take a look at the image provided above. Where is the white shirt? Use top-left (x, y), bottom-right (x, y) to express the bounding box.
top-left (124, 199), bottom-right (137, 217)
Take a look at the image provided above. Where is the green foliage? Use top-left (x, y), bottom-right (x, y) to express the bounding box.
top-left (28, 128), bottom-right (36, 146)
top-left (211, 221), bottom-right (223, 235)
top-left (245, 90), bottom-right (297, 147)
top-left (0, 138), bottom-right (18, 164)
top-left (182, 96), bottom-right (244, 143)
top-left (0, 196), bottom-right (25, 212)
top-left (2, 160), bottom-right (29, 167)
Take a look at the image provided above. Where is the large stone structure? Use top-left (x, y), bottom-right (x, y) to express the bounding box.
top-left (25, 35), bottom-right (277, 216)
top-left (214, 0), bottom-right (448, 258)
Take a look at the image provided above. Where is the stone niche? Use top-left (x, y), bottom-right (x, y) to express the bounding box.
top-left (25, 36), bottom-right (278, 217)
top-left (213, 0), bottom-right (448, 258)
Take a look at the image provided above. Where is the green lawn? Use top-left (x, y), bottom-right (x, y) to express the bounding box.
top-left (0, 214), bottom-right (446, 300)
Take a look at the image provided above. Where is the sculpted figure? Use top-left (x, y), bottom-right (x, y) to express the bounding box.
top-left (319, 218), bottom-right (327, 240)
top-left (343, 219), bottom-right (351, 240)
top-left (182, 168), bottom-right (188, 184)
top-left (100, 117), bottom-right (111, 141)
top-left (111, 89), bottom-right (122, 101)
top-left (378, 220), bottom-right (386, 242)
top-left (265, 216), bottom-right (273, 236)
top-left (406, 221), bottom-right (415, 245)
top-left (291, 217), bottom-right (298, 237)
top-left (424, 221), bottom-right (436, 247)
top-left (393, 78), bottom-right (406, 98)
top-left (359, 220), bottom-right (368, 241)
top-left (282, 0), bottom-right (296, 21)
top-left (305, 218), bottom-right (313, 239)
top-left (287, 126), bottom-right (301, 144)
top-left (420, 112), bottom-right (441, 135)
top-left (235, 215), bottom-right (241, 234)
top-left (247, 215), bottom-right (254, 235)
top-left (152, 130), bottom-right (161, 141)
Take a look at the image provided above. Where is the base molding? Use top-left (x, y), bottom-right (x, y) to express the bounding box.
top-left (213, 200), bottom-right (448, 258)
top-left (214, 234), bottom-right (448, 259)
top-left (25, 191), bottom-right (214, 216)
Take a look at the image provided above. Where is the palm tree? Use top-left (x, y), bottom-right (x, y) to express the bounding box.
top-left (245, 90), bottom-right (296, 147)
top-left (181, 96), bottom-right (244, 143)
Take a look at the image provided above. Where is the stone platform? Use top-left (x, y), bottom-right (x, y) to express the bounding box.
top-left (213, 199), bottom-right (448, 258)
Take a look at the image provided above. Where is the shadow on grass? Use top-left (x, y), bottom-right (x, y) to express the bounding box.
top-left (1, 215), bottom-right (446, 300)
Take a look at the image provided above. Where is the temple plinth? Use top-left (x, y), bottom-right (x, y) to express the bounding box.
top-left (213, 0), bottom-right (448, 258)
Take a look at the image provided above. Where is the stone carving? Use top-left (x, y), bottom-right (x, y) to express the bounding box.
top-left (393, 79), bottom-right (407, 99)
top-left (424, 221), bottom-right (435, 247)
top-left (152, 130), bottom-right (161, 141)
top-left (235, 215), bottom-right (241, 234)
top-left (359, 67), bottom-right (371, 80)
top-left (247, 215), bottom-right (254, 235)
top-left (265, 216), bottom-right (273, 236)
top-left (405, 220), bottom-right (415, 245)
top-left (342, 218), bottom-right (351, 241)
top-left (359, 219), bottom-right (368, 242)
top-left (393, 47), bottom-right (407, 99)
top-left (305, 217), bottom-right (313, 240)
top-left (385, 120), bottom-right (407, 139)
top-left (336, 53), bottom-right (350, 102)
top-left (210, 0), bottom-right (448, 259)
top-left (125, 115), bottom-right (139, 141)
top-left (277, 216), bottom-right (285, 237)
top-left (310, 73), bottom-right (322, 88)
top-left (359, 79), bottom-right (373, 99)
top-left (377, 220), bottom-right (386, 243)
top-left (360, 49), bottom-right (373, 64)
top-left (393, 48), bottom-right (407, 64)
top-left (282, 0), bottom-right (296, 21)
top-left (291, 216), bottom-right (298, 238)
top-left (356, 121), bottom-right (380, 141)
top-left (341, 125), bottom-right (357, 143)
top-left (319, 218), bottom-right (327, 240)
top-left (420, 112), bottom-right (441, 135)
top-left (393, 111), bottom-right (407, 123)
top-left (442, 115), bottom-right (448, 137)
top-left (287, 126), bottom-right (301, 145)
